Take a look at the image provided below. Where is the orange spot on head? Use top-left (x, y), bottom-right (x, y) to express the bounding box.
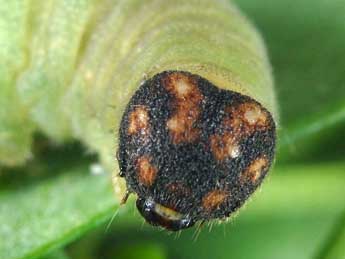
top-left (163, 72), bottom-right (203, 144)
top-left (210, 101), bottom-right (271, 162)
top-left (241, 156), bottom-right (269, 184)
top-left (224, 102), bottom-right (269, 135)
top-left (210, 134), bottom-right (240, 161)
top-left (163, 72), bottom-right (196, 98)
top-left (136, 156), bottom-right (158, 187)
top-left (202, 190), bottom-right (229, 212)
top-left (242, 103), bottom-right (267, 126)
top-left (166, 114), bottom-right (200, 144)
top-left (128, 106), bottom-right (150, 136)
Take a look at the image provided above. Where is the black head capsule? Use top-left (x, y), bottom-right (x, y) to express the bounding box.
top-left (118, 71), bottom-right (276, 231)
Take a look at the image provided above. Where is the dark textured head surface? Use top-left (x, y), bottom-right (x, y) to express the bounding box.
top-left (118, 71), bottom-right (276, 231)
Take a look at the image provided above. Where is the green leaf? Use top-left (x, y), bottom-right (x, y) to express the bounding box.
top-left (109, 243), bottom-right (167, 259)
top-left (317, 211), bottom-right (345, 259)
top-left (0, 145), bottom-right (120, 259)
top-left (322, 223), bottom-right (345, 259)
top-left (40, 250), bottom-right (70, 259)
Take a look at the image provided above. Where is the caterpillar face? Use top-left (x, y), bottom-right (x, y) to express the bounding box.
top-left (118, 71), bottom-right (276, 231)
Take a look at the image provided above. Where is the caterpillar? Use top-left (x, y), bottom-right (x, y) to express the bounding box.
top-left (0, 0), bottom-right (277, 230)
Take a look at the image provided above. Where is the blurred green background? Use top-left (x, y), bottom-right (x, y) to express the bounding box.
top-left (1, 0), bottom-right (345, 258)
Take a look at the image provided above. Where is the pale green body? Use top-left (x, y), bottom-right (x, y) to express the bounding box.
top-left (0, 0), bottom-right (276, 176)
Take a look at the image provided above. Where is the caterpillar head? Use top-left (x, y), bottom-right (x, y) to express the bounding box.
top-left (118, 71), bottom-right (276, 231)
